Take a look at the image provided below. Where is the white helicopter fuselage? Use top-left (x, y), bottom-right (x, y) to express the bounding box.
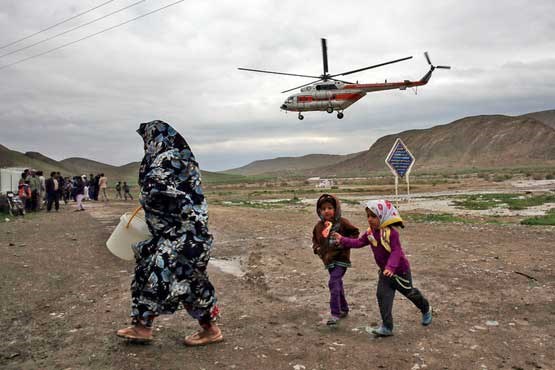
top-left (280, 79), bottom-right (422, 113)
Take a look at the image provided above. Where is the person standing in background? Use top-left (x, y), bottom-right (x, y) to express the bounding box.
top-left (29, 170), bottom-right (41, 212)
top-left (56, 173), bottom-right (66, 204)
top-left (93, 174), bottom-right (100, 201)
top-left (45, 172), bottom-right (60, 212)
top-left (37, 170), bottom-right (46, 210)
top-left (115, 181), bottom-right (123, 200)
top-left (123, 182), bottom-right (133, 200)
top-left (99, 173), bottom-right (109, 201)
top-left (88, 174), bottom-right (95, 200)
top-left (74, 176), bottom-right (86, 211)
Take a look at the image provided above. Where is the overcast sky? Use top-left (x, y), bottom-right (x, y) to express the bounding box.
top-left (1, 0), bottom-right (554, 171)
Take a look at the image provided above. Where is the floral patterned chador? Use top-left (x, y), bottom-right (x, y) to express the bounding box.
top-left (131, 120), bottom-right (217, 326)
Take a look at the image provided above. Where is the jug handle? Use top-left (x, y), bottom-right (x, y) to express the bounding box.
top-left (126, 206), bottom-right (143, 229)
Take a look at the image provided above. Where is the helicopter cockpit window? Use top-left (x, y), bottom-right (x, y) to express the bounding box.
top-left (286, 96), bottom-right (294, 103)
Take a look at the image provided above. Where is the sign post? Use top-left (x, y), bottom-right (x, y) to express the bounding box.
top-left (385, 138), bottom-right (415, 203)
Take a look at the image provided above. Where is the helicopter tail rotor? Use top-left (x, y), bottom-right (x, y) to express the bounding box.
top-left (424, 51), bottom-right (451, 70)
top-left (420, 52), bottom-right (450, 84)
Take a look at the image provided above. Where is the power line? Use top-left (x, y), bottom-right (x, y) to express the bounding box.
top-left (0, 0), bottom-right (185, 71)
top-left (0, 0), bottom-right (147, 59)
top-left (0, 0), bottom-right (118, 51)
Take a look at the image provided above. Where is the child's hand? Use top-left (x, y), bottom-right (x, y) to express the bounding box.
top-left (331, 232), bottom-right (342, 242)
top-left (383, 269), bottom-right (394, 277)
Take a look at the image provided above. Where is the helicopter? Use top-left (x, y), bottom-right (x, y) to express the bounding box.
top-left (238, 39), bottom-right (450, 120)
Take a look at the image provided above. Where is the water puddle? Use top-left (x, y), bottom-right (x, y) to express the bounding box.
top-left (210, 257), bottom-right (245, 278)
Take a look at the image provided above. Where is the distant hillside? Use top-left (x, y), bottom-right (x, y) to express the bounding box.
top-left (60, 157), bottom-right (119, 177)
top-left (220, 109), bottom-right (555, 177)
top-left (313, 112), bottom-right (555, 176)
top-left (524, 109), bottom-right (555, 130)
top-left (0, 146), bottom-right (67, 174)
top-left (3, 109), bottom-right (555, 182)
top-left (225, 152), bottom-right (363, 176)
top-left (0, 146), bottom-right (245, 185)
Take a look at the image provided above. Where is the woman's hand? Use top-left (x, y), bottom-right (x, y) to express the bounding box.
top-left (383, 269), bottom-right (394, 277)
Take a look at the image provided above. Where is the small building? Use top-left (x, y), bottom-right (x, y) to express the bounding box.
top-left (317, 179), bottom-right (334, 188)
top-left (0, 167), bottom-right (25, 193)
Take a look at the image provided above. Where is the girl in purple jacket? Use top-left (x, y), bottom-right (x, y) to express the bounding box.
top-left (332, 200), bottom-right (432, 337)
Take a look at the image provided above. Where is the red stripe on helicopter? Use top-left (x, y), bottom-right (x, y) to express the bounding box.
top-left (297, 93), bottom-right (363, 102)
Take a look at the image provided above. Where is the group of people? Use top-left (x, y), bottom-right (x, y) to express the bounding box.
top-left (115, 120), bottom-right (432, 348)
top-left (17, 169), bottom-right (134, 213)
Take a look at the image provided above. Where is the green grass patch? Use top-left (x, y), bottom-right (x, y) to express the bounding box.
top-left (341, 199), bottom-right (363, 205)
top-left (406, 213), bottom-right (472, 224)
top-left (521, 208), bottom-right (555, 226)
top-left (452, 193), bottom-right (555, 210)
top-left (0, 210), bottom-right (10, 222)
top-left (212, 197), bottom-right (303, 209)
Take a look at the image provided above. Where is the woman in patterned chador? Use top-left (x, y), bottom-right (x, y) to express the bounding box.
top-left (116, 120), bottom-right (222, 346)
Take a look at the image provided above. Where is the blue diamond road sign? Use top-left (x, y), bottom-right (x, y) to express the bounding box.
top-left (385, 138), bottom-right (415, 178)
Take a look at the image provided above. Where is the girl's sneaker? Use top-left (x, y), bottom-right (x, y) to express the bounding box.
top-left (326, 316), bottom-right (340, 326)
top-left (422, 307), bottom-right (433, 326)
top-left (371, 326), bottom-right (393, 337)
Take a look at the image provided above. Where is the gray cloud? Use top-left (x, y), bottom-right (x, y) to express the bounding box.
top-left (1, 0), bottom-right (554, 171)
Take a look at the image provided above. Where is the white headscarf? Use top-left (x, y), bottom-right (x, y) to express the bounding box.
top-left (365, 200), bottom-right (403, 229)
top-left (365, 200), bottom-right (404, 252)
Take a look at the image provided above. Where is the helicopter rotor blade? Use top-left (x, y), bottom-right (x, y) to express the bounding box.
top-left (424, 51), bottom-right (432, 65)
top-left (321, 38), bottom-right (329, 75)
top-left (238, 67), bottom-right (320, 79)
top-left (424, 52), bottom-right (450, 69)
top-left (330, 56), bottom-right (413, 77)
top-left (281, 79), bottom-right (323, 94)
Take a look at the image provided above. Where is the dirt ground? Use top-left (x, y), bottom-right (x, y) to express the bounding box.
top-left (1, 191), bottom-right (554, 370)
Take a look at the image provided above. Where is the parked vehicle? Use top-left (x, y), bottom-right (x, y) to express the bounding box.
top-left (6, 191), bottom-right (25, 217)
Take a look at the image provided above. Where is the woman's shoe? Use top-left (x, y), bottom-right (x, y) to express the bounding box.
top-left (183, 326), bottom-right (223, 346)
top-left (116, 325), bottom-right (153, 343)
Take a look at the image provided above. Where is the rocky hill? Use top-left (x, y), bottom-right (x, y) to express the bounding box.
top-left (225, 153), bottom-right (363, 176)
top-left (223, 110), bottom-right (555, 177)
top-left (3, 110), bottom-right (554, 180)
top-left (0, 146), bottom-right (241, 184)
top-left (315, 111), bottom-right (555, 176)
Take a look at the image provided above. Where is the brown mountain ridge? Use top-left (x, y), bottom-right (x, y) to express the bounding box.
top-left (225, 109), bottom-right (555, 177)
top-left (2, 109), bottom-right (554, 180)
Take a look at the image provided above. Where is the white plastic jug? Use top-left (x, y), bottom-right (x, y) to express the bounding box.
top-left (106, 207), bottom-right (152, 261)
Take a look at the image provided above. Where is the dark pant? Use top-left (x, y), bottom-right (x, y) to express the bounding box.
top-left (46, 193), bottom-right (59, 212)
top-left (377, 270), bottom-right (429, 330)
top-left (30, 190), bottom-right (39, 211)
top-left (328, 266), bottom-right (349, 317)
